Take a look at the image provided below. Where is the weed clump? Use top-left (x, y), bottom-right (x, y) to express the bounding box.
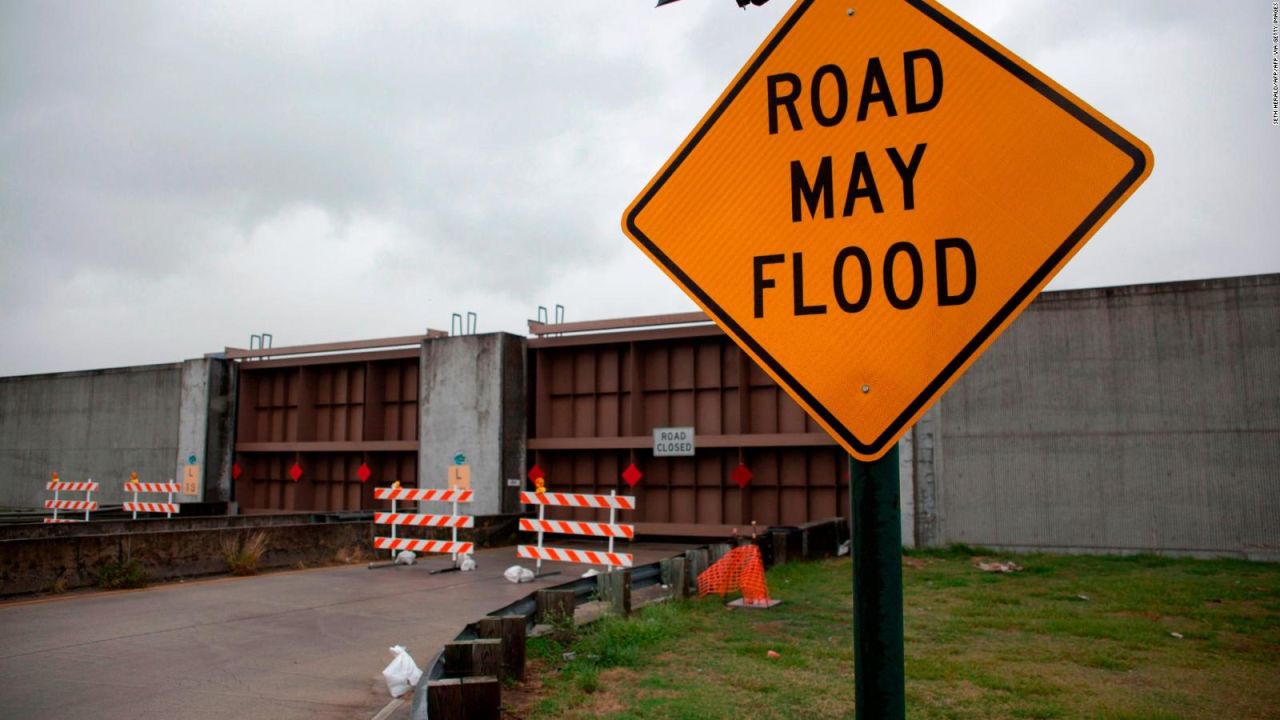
top-left (97, 558), bottom-right (148, 589)
top-left (222, 531), bottom-right (268, 576)
top-left (333, 545), bottom-right (369, 565)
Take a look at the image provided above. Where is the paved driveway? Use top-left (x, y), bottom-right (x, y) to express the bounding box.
top-left (0, 543), bottom-right (689, 720)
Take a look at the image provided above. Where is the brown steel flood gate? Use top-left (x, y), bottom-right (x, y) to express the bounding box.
top-left (231, 344), bottom-right (423, 513)
top-left (527, 318), bottom-right (848, 530)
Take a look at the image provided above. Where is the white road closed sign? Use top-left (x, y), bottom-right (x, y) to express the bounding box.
top-left (653, 427), bottom-right (695, 456)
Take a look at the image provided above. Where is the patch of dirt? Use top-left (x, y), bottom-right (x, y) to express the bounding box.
top-left (501, 659), bottom-right (547, 719)
top-left (752, 619), bottom-right (789, 635)
top-left (578, 668), bottom-right (637, 715)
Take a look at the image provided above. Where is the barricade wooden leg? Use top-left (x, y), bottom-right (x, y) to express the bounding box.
top-left (535, 589), bottom-right (575, 625)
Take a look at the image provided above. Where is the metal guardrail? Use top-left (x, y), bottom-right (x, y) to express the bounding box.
top-left (413, 549), bottom-right (676, 703)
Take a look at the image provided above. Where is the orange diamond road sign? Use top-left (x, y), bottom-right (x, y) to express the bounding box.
top-left (623, 0), bottom-right (1153, 461)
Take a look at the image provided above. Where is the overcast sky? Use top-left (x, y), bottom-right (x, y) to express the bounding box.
top-left (2, 1), bottom-right (1276, 377)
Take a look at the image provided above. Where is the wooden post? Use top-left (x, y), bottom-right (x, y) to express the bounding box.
top-left (824, 515), bottom-right (844, 556)
top-left (426, 678), bottom-right (464, 720)
top-left (661, 556), bottom-right (688, 600)
top-left (535, 588), bottom-right (575, 625)
top-left (685, 548), bottom-right (709, 597)
top-left (426, 675), bottom-right (500, 720)
top-left (598, 568), bottom-right (631, 616)
top-left (710, 542), bottom-right (731, 563)
top-left (771, 530), bottom-right (789, 567)
top-left (821, 518), bottom-right (841, 557)
top-left (476, 615), bottom-right (527, 681)
top-left (670, 556), bottom-right (687, 599)
top-left (442, 639), bottom-right (501, 678)
top-left (443, 642), bottom-right (468, 677)
top-left (460, 676), bottom-right (501, 720)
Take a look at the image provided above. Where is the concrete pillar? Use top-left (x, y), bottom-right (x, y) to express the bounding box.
top-left (419, 334), bottom-right (527, 516)
top-left (897, 433), bottom-right (916, 549)
top-left (911, 403), bottom-right (942, 548)
top-left (175, 360), bottom-right (207, 501)
top-left (174, 358), bottom-right (235, 503)
top-left (204, 358), bottom-right (236, 503)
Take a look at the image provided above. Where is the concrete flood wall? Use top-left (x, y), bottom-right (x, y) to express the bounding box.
top-left (0, 358), bottom-right (234, 509)
top-left (2, 278), bottom-right (1275, 561)
top-left (934, 275), bottom-right (1280, 561)
top-left (0, 363), bottom-right (183, 508)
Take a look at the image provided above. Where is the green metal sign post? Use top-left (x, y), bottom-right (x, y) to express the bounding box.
top-left (851, 446), bottom-right (905, 719)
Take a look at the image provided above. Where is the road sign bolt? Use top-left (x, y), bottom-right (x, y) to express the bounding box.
top-left (846, 8), bottom-right (854, 16)
top-left (861, 384), bottom-right (871, 394)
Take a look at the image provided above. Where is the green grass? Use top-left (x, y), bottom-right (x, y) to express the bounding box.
top-left (517, 549), bottom-right (1280, 719)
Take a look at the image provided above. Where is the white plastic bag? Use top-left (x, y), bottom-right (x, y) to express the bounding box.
top-left (458, 553), bottom-right (476, 572)
top-left (382, 645), bottom-right (422, 698)
top-left (395, 550), bottom-right (416, 565)
top-left (504, 565), bottom-right (535, 583)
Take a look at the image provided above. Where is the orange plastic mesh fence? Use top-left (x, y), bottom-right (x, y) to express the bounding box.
top-left (696, 545), bottom-right (771, 604)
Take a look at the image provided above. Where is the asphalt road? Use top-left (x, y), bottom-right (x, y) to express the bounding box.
top-left (0, 543), bottom-right (689, 720)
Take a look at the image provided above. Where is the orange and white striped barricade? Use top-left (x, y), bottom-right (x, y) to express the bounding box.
top-left (372, 485), bottom-right (474, 563)
top-left (123, 475), bottom-right (181, 519)
top-left (517, 490), bottom-right (635, 576)
top-left (44, 475), bottom-right (98, 523)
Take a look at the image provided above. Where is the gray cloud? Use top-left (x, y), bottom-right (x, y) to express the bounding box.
top-left (1, 1), bottom-right (1275, 376)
